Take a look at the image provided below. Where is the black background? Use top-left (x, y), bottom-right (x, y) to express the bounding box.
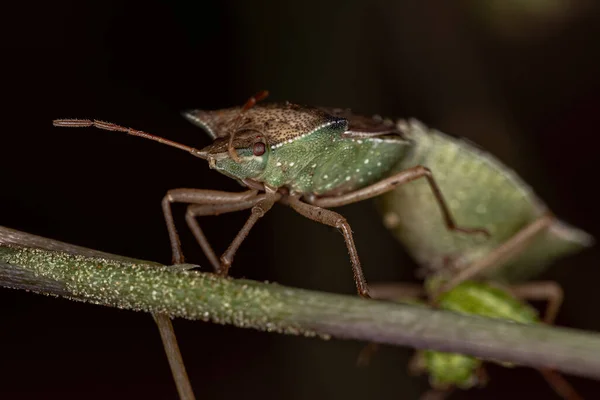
top-left (2, 1), bottom-right (600, 399)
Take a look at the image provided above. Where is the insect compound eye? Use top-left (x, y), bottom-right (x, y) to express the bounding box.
top-left (252, 141), bottom-right (266, 156)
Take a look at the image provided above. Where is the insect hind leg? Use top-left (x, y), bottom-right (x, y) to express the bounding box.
top-left (432, 213), bottom-right (555, 301)
top-left (307, 165), bottom-right (490, 237)
top-left (509, 281), bottom-right (579, 400)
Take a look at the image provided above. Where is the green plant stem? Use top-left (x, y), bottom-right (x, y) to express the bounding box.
top-left (1, 226), bottom-right (600, 381)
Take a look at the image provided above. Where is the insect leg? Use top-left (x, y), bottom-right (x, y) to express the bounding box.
top-left (284, 195), bottom-right (370, 298)
top-left (508, 281), bottom-right (580, 400)
top-left (509, 281), bottom-right (563, 324)
top-left (307, 165), bottom-right (489, 237)
top-left (355, 282), bottom-right (425, 366)
top-left (154, 314), bottom-right (195, 400)
top-left (162, 189), bottom-right (259, 264)
top-left (185, 194), bottom-right (272, 274)
top-left (433, 213), bottom-right (555, 299)
top-left (537, 369), bottom-right (582, 400)
top-left (474, 366), bottom-right (490, 388)
top-left (361, 283), bottom-right (422, 364)
top-left (165, 190), bottom-right (261, 400)
top-left (218, 188), bottom-right (280, 276)
top-left (158, 188), bottom-right (264, 398)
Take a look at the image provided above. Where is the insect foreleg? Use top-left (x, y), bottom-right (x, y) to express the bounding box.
top-left (156, 188), bottom-right (274, 399)
top-left (185, 196), bottom-right (267, 273)
top-left (218, 188), bottom-right (280, 276)
top-left (162, 189), bottom-right (259, 265)
top-left (510, 281), bottom-right (579, 400)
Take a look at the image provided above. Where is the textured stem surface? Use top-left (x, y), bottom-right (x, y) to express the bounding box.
top-left (1, 226), bottom-right (600, 380)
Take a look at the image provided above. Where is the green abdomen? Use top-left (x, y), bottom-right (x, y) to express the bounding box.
top-left (377, 120), bottom-right (592, 282)
top-left (424, 280), bottom-right (538, 389)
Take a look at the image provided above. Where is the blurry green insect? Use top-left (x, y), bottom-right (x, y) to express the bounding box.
top-left (365, 279), bottom-right (580, 399)
top-left (367, 120), bottom-right (591, 398)
top-left (377, 119), bottom-right (592, 295)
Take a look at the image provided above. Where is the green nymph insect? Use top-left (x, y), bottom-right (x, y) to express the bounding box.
top-left (366, 279), bottom-right (581, 400)
top-left (366, 119), bottom-right (592, 399)
top-left (376, 119), bottom-right (592, 296)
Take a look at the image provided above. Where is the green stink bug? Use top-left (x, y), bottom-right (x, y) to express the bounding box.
top-left (53, 94), bottom-right (592, 399)
top-left (54, 95), bottom-right (592, 299)
top-left (53, 93), bottom-right (490, 299)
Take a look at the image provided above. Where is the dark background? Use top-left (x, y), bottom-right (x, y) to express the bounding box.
top-left (2, 1), bottom-right (600, 399)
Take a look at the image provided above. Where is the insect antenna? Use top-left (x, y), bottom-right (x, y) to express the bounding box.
top-left (52, 119), bottom-right (208, 159)
top-left (227, 90), bottom-right (269, 163)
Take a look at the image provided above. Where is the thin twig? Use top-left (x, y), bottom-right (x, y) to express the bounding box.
top-left (1, 226), bottom-right (600, 381)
